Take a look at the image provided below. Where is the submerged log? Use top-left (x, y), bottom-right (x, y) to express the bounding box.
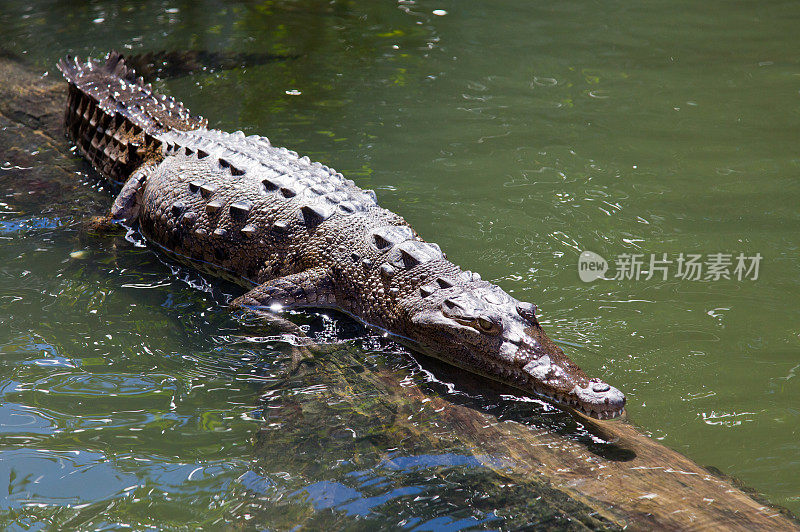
top-left (1, 51), bottom-right (796, 530)
top-left (248, 341), bottom-right (798, 530)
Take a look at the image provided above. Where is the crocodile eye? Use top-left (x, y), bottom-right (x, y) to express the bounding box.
top-left (476, 316), bottom-right (501, 335)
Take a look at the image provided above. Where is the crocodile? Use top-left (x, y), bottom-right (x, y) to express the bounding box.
top-left (57, 51), bottom-right (626, 420)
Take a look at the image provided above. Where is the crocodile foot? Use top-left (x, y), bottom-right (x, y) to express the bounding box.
top-left (83, 214), bottom-right (123, 235)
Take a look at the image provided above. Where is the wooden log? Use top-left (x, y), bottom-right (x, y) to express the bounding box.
top-left (251, 338), bottom-right (799, 530)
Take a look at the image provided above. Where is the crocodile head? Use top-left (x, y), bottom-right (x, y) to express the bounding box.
top-left (405, 282), bottom-right (625, 419)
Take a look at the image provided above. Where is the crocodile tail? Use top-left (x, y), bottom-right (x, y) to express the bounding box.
top-left (57, 51), bottom-right (207, 184)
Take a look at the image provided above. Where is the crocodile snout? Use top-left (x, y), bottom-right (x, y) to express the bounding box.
top-left (572, 379), bottom-right (626, 419)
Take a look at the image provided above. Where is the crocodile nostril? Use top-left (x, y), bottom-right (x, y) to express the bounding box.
top-left (592, 382), bottom-right (611, 393)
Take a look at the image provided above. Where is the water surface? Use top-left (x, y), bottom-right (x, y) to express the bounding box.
top-left (1, 0), bottom-right (799, 528)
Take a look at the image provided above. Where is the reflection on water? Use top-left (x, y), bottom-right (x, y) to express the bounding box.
top-left (0, 448), bottom-right (239, 510)
top-left (245, 454), bottom-right (502, 526)
top-left (0, 217), bottom-right (63, 234)
top-left (1, 0), bottom-right (799, 528)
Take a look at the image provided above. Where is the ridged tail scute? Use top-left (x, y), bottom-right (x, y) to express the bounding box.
top-left (57, 51), bottom-right (207, 184)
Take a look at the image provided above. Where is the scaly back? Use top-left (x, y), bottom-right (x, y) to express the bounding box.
top-left (57, 52), bottom-right (207, 184)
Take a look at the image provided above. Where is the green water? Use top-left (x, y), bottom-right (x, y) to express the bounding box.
top-left (1, 0), bottom-right (799, 528)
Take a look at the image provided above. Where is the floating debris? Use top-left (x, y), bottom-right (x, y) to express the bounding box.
top-left (69, 250), bottom-right (89, 259)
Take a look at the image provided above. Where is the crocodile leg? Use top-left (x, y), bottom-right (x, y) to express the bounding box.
top-left (232, 268), bottom-right (338, 372)
top-left (232, 267), bottom-right (337, 311)
top-left (86, 163), bottom-right (153, 233)
top-left (109, 163), bottom-right (153, 224)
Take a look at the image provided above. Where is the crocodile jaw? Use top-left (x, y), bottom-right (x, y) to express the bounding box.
top-left (409, 335), bottom-right (627, 420)
top-left (406, 293), bottom-right (626, 420)
top-left (498, 354), bottom-right (626, 420)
